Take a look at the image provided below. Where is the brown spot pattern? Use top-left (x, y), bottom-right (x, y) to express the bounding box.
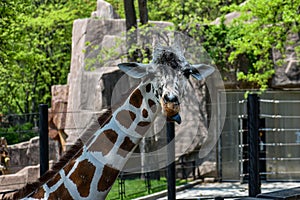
top-left (129, 111), bottom-right (136, 120)
top-left (142, 109), bottom-right (148, 118)
top-left (63, 159), bottom-right (76, 175)
top-left (135, 121), bottom-right (151, 135)
top-left (63, 147), bottom-right (83, 175)
top-left (116, 110), bottom-right (136, 129)
top-left (47, 173), bottom-right (62, 188)
top-left (48, 184), bottom-right (73, 200)
top-left (129, 89), bottom-right (143, 108)
top-left (31, 187), bottom-right (46, 199)
top-left (98, 165), bottom-right (120, 192)
top-left (88, 129), bottom-right (118, 156)
top-left (69, 159), bottom-right (96, 198)
top-left (146, 83), bottom-right (152, 93)
top-left (148, 99), bottom-right (157, 113)
top-left (117, 137), bottom-right (136, 158)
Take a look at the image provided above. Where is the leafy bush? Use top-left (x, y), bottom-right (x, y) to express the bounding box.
top-left (0, 122), bottom-right (38, 145)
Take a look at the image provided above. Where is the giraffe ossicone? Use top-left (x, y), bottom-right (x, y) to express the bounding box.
top-left (4, 39), bottom-right (215, 200)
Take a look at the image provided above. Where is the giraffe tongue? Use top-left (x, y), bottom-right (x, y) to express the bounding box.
top-left (168, 113), bottom-right (182, 124)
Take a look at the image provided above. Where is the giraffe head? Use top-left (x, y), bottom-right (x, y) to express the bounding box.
top-left (118, 44), bottom-right (214, 124)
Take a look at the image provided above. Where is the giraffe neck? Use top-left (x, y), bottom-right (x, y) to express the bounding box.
top-left (23, 81), bottom-right (160, 200)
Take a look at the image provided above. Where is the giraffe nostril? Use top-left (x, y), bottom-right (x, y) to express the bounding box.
top-left (163, 93), bottom-right (179, 104)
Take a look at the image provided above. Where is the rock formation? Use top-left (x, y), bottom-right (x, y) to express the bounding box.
top-left (64, 1), bottom-right (173, 147)
top-left (7, 137), bottom-right (56, 174)
top-left (48, 85), bottom-right (69, 156)
top-left (272, 33), bottom-right (300, 88)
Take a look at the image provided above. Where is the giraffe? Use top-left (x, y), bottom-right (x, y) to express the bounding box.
top-left (3, 43), bottom-right (214, 200)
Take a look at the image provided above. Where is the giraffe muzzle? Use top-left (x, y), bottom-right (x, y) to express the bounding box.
top-left (160, 94), bottom-right (182, 124)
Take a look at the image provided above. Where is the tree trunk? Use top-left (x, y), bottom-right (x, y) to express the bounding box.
top-left (123, 0), bottom-right (137, 31)
top-left (123, 0), bottom-right (137, 61)
top-left (138, 0), bottom-right (148, 25)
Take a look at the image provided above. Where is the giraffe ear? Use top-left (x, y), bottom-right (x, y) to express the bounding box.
top-left (189, 64), bottom-right (215, 80)
top-left (118, 62), bottom-right (151, 78)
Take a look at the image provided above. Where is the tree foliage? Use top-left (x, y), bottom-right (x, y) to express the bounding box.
top-left (2, 0), bottom-right (300, 118)
top-left (0, 122), bottom-right (37, 144)
top-left (107, 0), bottom-right (244, 25)
top-left (107, 0), bottom-right (300, 90)
top-left (227, 0), bottom-right (300, 90)
top-left (0, 0), bottom-right (95, 116)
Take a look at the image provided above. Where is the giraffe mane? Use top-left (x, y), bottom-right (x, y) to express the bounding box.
top-left (3, 109), bottom-right (112, 200)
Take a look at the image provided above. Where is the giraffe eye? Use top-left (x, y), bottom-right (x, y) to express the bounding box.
top-left (182, 68), bottom-right (191, 79)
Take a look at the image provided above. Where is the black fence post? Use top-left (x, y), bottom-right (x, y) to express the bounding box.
top-left (39, 104), bottom-right (49, 176)
top-left (118, 177), bottom-right (125, 200)
top-left (247, 94), bottom-right (261, 197)
top-left (167, 121), bottom-right (176, 200)
top-left (145, 172), bottom-right (151, 194)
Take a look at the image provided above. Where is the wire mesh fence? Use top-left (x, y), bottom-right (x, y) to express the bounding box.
top-left (220, 90), bottom-right (300, 182)
top-left (2, 90), bottom-right (300, 198)
top-left (0, 113), bottom-right (39, 145)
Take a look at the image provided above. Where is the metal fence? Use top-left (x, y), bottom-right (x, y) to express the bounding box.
top-left (219, 90), bottom-right (300, 182)
top-left (0, 107), bottom-right (198, 199)
top-left (0, 113), bottom-right (39, 144)
top-left (108, 170), bottom-right (190, 200)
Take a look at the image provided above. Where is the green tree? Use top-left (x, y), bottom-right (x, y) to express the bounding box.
top-left (226, 0), bottom-right (300, 90)
top-left (108, 0), bottom-right (300, 90)
top-left (0, 0), bottom-right (95, 117)
top-left (107, 0), bottom-right (244, 26)
top-left (106, 0), bottom-right (246, 80)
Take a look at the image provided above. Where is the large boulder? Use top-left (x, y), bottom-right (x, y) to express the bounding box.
top-left (7, 137), bottom-right (57, 174)
top-left (272, 33), bottom-right (300, 88)
top-left (65, 17), bottom-right (173, 145)
top-left (91, 0), bottom-right (119, 19)
top-left (65, 18), bottom-right (127, 144)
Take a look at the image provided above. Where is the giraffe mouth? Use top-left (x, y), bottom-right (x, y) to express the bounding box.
top-left (167, 113), bottom-right (182, 124)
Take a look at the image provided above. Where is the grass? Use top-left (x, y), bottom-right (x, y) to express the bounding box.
top-left (107, 177), bottom-right (187, 200)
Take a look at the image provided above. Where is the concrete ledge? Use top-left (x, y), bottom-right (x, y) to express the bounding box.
top-left (234, 198), bottom-right (270, 200)
top-left (0, 161), bottom-right (54, 192)
top-left (133, 179), bottom-right (202, 200)
top-left (257, 187), bottom-right (300, 200)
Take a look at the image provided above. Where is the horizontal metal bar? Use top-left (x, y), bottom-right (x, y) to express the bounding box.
top-left (263, 143), bottom-right (300, 146)
top-left (260, 99), bottom-right (300, 103)
top-left (260, 114), bottom-right (300, 119)
top-left (239, 128), bottom-right (300, 132)
top-left (239, 157), bottom-right (300, 161)
top-left (259, 128), bottom-right (300, 132)
top-left (240, 171), bottom-right (300, 177)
